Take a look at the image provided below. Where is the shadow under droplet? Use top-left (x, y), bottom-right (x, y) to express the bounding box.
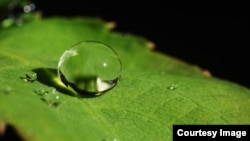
top-left (58, 70), bottom-right (114, 97)
top-left (32, 68), bottom-right (102, 98)
top-left (32, 68), bottom-right (76, 97)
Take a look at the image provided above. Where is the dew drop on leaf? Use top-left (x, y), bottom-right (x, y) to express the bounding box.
top-left (20, 71), bottom-right (37, 82)
top-left (34, 87), bottom-right (61, 107)
top-left (168, 83), bottom-right (178, 90)
top-left (3, 86), bottom-right (12, 94)
top-left (58, 41), bottom-right (122, 96)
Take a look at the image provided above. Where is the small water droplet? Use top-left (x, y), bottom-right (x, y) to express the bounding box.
top-left (168, 83), bottom-right (178, 90)
top-left (3, 86), bottom-right (12, 94)
top-left (35, 87), bottom-right (61, 107)
top-left (20, 71), bottom-right (37, 82)
top-left (34, 89), bottom-right (47, 96)
top-left (58, 41), bottom-right (122, 96)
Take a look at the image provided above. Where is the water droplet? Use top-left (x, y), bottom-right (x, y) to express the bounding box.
top-left (3, 86), bottom-right (12, 94)
top-left (34, 89), bottom-right (48, 96)
top-left (58, 41), bottom-right (122, 96)
top-left (35, 87), bottom-right (61, 107)
top-left (20, 71), bottom-right (37, 82)
top-left (168, 83), bottom-right (178, 90)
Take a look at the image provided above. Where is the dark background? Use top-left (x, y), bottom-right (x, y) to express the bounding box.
top-left (34, 1), bottom-right (249, 88)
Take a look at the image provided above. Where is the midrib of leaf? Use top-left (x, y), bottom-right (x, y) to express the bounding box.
top-left (0, 48), bottom-right (43, 67)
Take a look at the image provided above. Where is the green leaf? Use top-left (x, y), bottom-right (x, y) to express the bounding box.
top-left (0, 17), bottom-right (249, 141)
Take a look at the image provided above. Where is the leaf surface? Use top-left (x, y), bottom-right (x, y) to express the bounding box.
top-left (0, 17), bottom-right (249, 141)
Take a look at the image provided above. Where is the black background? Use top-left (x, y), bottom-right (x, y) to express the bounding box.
top-left (34, 1), bottom-right (249, 88)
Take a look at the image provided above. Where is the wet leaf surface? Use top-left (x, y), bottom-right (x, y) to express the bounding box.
top-left (0, 17), bottom-right (249, 141)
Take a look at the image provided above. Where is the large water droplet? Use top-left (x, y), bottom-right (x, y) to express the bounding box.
top-left (58, 41), bottom-right (122, 96)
